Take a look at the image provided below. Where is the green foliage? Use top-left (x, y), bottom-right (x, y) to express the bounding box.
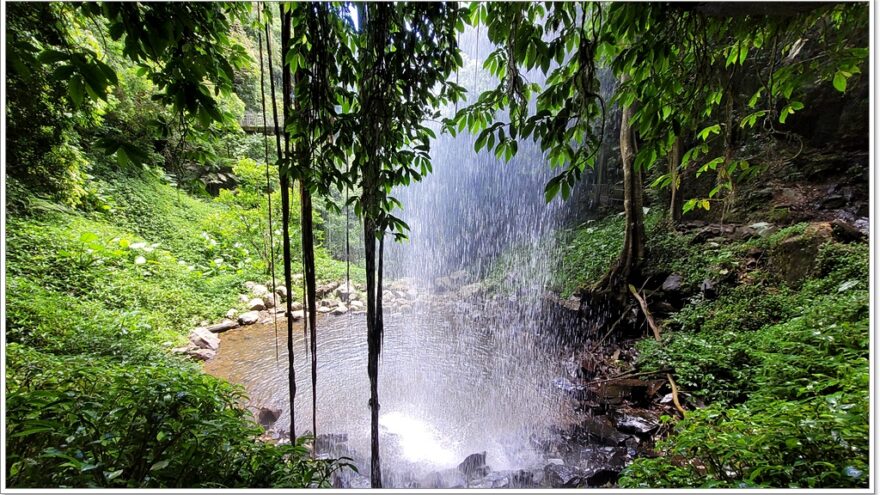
top-left (6, 346), bottom-right (347, 488)
top-left (624, 238), bottom-right (868, 488)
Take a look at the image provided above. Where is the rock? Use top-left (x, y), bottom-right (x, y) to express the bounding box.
top-left (458, 452), bottom-right (488, 479)
top-left (189, 327), bottom-right (220, 351)
top-left (244, 281), bottom-right (256, 290)
top-left (406, 288), bottom-right (418, 299)
top-left (247, 298), bottom-right (266, 311)
top-left (225, 309), bottom-right (237, 319)
top-left (188, 348), bottom-right (216, 361)
top-left (770, 222), bottom-right (833, 286)
top-left (275, 285), bottom-right (288, 301)
top-left (238, 311), bottom-right (260, 325)
top-left (821, 194), bottom-right (847, 209)
top-left (661, 273), bottom-right (683, 293)
top-left (262, 294), bottom-right (276, 309)
top-left (398, 303), bottom-right (412, 312)
top-left (316, 281), bottom-right (340, 297)
top-left (613, 408), bottom-right (660, 435)
top-left (578, 446), bottom-right (627, 486)
top-left (458, 283), bottom-right (482, 298)
top-left (290, 310), bottom-right (304, 320)
top-left (318, 306), bottom-right (331, 314)
top-left (544, 463), bottom-right (584, 488)
top-left (581, 415), bottom-right (630, 446)
top-left (700, 279), bottom-right (717, 299)
top-left (251, 284), bottom-right (270, 297)
top-left (433, 276), bottom-right (454, 293)
top-left (552, 377), bottom-right (587, 399)
top-left (592, 378), bottom-right (665, 406)
top-left (238, 294), bottom-right (250, 303)
top-left (291, 301), bottom-right (304, 311)
top-left (469, 471), bottom-right (510, 488)
top-left (350, 300), bottom-right (365, 310)
top-left (831, 219), bottom-right (867, 243)
top-left (335, 283), bottom-right (357, 302)
top-left (449, 269), bottom-right (469, 284)
top-left (747, 221), bottom-right (775, 236)
top-left (420, 469), bottom-right (467, 489)
top-left (205, 319), bottom-right (239, 333)
top-left (332, 305), bottom-right (348, 315)
top-left (257, 406), bottom-right (282, 427)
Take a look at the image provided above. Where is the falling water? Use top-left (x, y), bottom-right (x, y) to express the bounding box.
top-left (206, 27), bottom-right (595, 487)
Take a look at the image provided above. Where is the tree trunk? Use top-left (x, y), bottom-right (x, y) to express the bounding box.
top-left (278, 4), bottom-right (297, 444)
top-left (669, 136), bottom-right (683, 223)
top-left (594, 73), bottom-right (644, 298)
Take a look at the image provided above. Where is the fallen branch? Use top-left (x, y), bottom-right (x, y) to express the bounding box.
top-left (667, 373), bottom-right (687, 417)
top-left (628, 283), bottom-right (661, 341)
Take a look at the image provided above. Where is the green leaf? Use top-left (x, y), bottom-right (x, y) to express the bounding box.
top-left (68, 77), bottom-right (85, 108)
top-left (832, 71), bottom-right (847, 92)
top-left (150, 460), bottom-right (170, 471)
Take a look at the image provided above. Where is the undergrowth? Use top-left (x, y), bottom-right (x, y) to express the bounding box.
top-left (5, 166), bottom-right (358, 487)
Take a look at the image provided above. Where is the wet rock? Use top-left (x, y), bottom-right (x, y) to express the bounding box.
top-left (247, 298), bottom-right (266, 311)
top-left (332, 305), bottom-right (348, 315)
top-left (544, 463), bottom-right (584, 488)
top-left (469, 471), bottom-right (510, 488)
top-left (459, 283), bottom-right (482, 298)
top-left (581, 415), bottom-right (630, 446)
top-left (205, 319), bottom-right (239, 333)
top-left (592, 378), bottom-right (665, 406)
top-left (291, 301), bottom-right (304, 311)
top-left (257, 406), bottom-right (281, 427)
top-left (238, 311), bottom-right (260, 325)
top-left (420, 468), bottom-right (467, 488)
top-left (350, 300), bottom-right (365, 310)
top-left (821, 194), bottom-right (847, 209)
top-left (613, 408), bottom-right (660, 435)
top-left (449, 269), bottom-right (469, 285)
top-left (290, 310), bottom-right (304, 320)
top-left (458, 452), bottom-right (488, 479)
top-left (552, 377), bottom-right (587, 399)
top-left (318, 306), bottom-right (331, 314)
top-left (189, 327), bottom-right (220, 350)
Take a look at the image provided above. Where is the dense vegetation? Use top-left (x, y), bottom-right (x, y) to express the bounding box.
top-left (4, 1), bottom-right (869, 489)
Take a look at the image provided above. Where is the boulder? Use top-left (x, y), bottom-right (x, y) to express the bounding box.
top-left (316, 281), bottom-right (340, 297)
top-left (290, 310), bottom-right (305, 320)
top-left (225, 308), bottom-right (237, 320)
top-left (247, 298), bottom-right (266, 311)
top-left (262, 294), bottom-right (276, 309)
top-left (238, 294), bottom-right (250, 303)
top-left (592, 378), bottom-right (665, 406)
top-left (661, 273), bottom-right (683, 293)
top-left (257, 406), bottom-right (282, 427)
top-left (335, 283), bottom-right (357, 302)
top-left (544, 463), bottom-right (584, 488)
top-left (700, 279), bottom-right (717, 299)
top-left (770, 222), bottom-right (833, 286)
top-left (459, 283), bottom-right (482, 298)
top-left (238, 311), bottom-right (260, 325)
top-left (350, 300), bottom-right (365, 310)
top-left (275, 285), bottom-right (288, 301)
top-left (205, 319), bottom-right (239, 333)
top-left (613, 408), bottom-right (660, 435)
top-left (458, 452), bottom-right (488, 479)
top-left (291, 301), bottom-right (304, 311)
top-left (419, 469), bottom-right (467, 489)
top-left (318, 306), bottom-right (331, 314)
top-left (250, 284), bottom-right (270, 297)
top-left (189, 327), bottom-right (220, 350)
top-left (831, 219), bottom-right (867, 243)
top-left (581, 415), bottom-right (630, 446)
top-left (469, 471), bottom-right (510, 489)
top-left (188, 348), bottom-right (216, 361)
top-left (332, 305), bottom-right (348, 315)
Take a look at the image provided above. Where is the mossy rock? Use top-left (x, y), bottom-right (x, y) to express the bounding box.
top-left (769, 222), bottom-right (833, 287)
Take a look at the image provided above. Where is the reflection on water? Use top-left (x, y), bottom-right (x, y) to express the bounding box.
top-left (204, 302), bottom-right (574, 478)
